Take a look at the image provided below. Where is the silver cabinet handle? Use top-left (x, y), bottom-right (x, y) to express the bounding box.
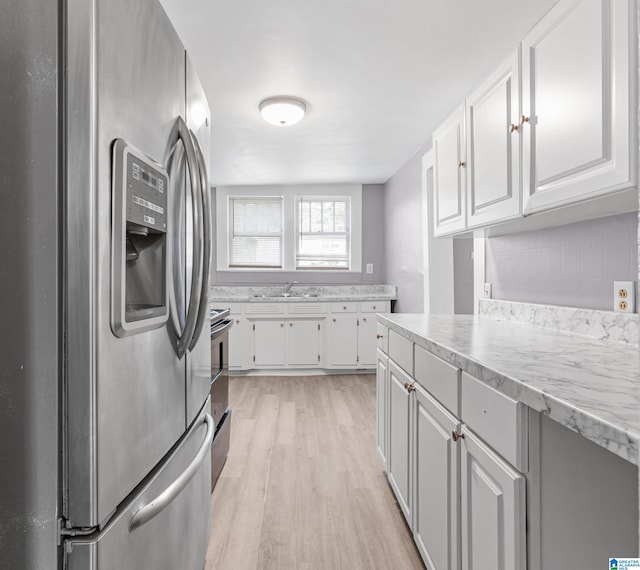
top-left (188, 131), bottom-right (212, 352)
top-left (166, 116), bottom-right (203, 359)
top-left (129, 413), bottom-right (214, 532)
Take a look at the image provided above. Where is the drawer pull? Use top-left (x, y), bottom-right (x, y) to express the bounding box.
top-left (452, 430), bottom-right (465, 442)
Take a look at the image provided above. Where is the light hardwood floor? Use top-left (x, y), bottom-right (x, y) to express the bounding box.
top-left (205, 374), bottom-right (425, 570)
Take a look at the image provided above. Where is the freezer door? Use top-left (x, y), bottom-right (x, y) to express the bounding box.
top-left (65, 403), bottom-right (212, 570)
top-left (66, 0), bottom-right (188, 528)
top-left (185, 54), bottom-right (213, 426)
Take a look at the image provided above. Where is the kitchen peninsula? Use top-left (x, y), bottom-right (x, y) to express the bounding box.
top-left (377, 299), bottom-right (638, 569)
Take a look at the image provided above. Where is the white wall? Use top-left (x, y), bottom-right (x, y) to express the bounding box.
top-left (383, 144), bottom-right (430, 313)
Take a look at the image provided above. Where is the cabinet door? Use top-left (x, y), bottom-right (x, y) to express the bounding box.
top-left (461, 428), bottom-right (526, 570)
top-left (522, 0), bottom-right (635, 214)
top-left (376, 350), bottom-right (389, 467)
top-left (466, 49), bottom-right (521, 229)
top-left (413, 385), bottom-right (460, 570)
top-left (228, 316), bottom-right (249, 370)
top-left (253, 320), bottom-right (286, 367)
top-left (327, 315), bottom-right (358, 367)
top-left (387, 361), bottom-right (413, 525)
top-left (433, 104), bottom-right (467, 236)
top-left (357, 315), bottom-right (377, 367)
top-left (287, 320), bottom-right (320, 366)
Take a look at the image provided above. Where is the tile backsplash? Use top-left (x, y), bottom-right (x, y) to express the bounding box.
top-left (485, 212), bottom-right (638, 311)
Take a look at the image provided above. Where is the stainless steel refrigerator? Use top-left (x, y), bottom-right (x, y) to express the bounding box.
top-left (0, 0), bottom-right (214, 568)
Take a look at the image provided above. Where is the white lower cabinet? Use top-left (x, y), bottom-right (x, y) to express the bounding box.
top-left (223, 300), bottom-right (389, 371)
top-left (253, 320), bottom-right (286, 367)
top-left (287, 320), bottom-right (321, 366)
top-left (228, 316), bottom-right (250, 370)
top-left (387, 361), bottom-right (413, 524)
top-left (327, 315), bottom-right (358, 367)
top-left (413, 384), bottom-right (460, 570)
top-left (376, 349), bottom-right (389, 466)
top-left (357, 315), bottom-right (378, 367)
top-left (379, 341), bottom-right (528, 570)
top-left (253, 319), bottom-right (321, 368)
top-left (460, 427), bottom-right (526, 570)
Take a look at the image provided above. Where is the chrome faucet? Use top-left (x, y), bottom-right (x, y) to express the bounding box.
top-left (283, 281), bottom-right (298, 294)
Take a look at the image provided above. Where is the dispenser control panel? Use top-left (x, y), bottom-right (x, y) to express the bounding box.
top-left (126, 154), bottom-right (168, 232)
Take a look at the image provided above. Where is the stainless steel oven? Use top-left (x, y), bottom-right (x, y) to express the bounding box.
top-left (210, 309), bottom-right (233, 491)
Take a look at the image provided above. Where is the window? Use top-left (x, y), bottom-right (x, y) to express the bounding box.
top-left (216, 184), bottom-right (362, 272)
top-left (228, 197), bottom-right (282, 268)
top-left (296, 197), bottom-right (350, 269)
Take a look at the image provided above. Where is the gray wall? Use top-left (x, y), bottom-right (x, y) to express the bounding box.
top-left (210, 184), bottom-right (385, 285)
top-left (0, 0), bottom-right (60, 567)
top-left (383, 145), bottom-right (428, 313)
top-left (453, 239), bottom-right (474, 314)
top-left (485, 212), bottom-right (638, 310)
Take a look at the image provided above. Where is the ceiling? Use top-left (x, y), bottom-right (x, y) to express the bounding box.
top-left (159, 0), bottom-right (557, 187)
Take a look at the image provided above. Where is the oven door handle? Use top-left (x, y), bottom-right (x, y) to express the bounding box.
top-left (210, 318), bottom-right (233, 340)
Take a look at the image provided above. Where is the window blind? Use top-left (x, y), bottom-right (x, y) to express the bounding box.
top-left (296, 197), bottom-right (350, 269)
top-left (229, 197), bottom-right (283, 268)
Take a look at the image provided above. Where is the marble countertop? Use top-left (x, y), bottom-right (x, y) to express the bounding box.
top-left (378, 313), bottom-right (639, 464)
top-left (209, 284), bottom-right (397, 303)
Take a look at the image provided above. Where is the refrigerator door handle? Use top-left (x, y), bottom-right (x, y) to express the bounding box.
top-left (166, 116), bottom-right (203, 359)
top-left (188, 130), bottom-right (211, 352)
top-left (128, 412), bottom-right (214, 532)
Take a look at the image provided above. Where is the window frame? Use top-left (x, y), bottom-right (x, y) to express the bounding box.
top-left (295, 195), bottom-right (351, 270)
top-left (227, 196), bottom-right (284, 269)
top-left (216, 184), bottom-right (362, 273)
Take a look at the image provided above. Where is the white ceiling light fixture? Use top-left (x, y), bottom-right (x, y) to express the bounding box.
top-left (259, 96), bottom-right (307, 127)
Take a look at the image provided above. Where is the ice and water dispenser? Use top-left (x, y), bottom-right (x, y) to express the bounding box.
top-left (111, 139), bottom-right (169, 337)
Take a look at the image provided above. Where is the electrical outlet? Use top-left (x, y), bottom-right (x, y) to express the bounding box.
top-left (614, 281), bottom-right (635, 313)
top-left (483, 283), bottom-right (492, 299)
top-left (366, 263), bottom-right (373, 274)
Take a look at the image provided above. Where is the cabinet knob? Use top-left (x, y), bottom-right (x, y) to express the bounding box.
top-left (457, 160), bottom-right (466, 168)
top-left (372, 306), bottom-right (376, 310)
top-left (509, 123), bottom-right (519, 133)
top-left (403, 382), bottom-right (415, 393)
top-left (280, 323), bottom-right (284, 327)
top-left (343, 306), bottom-right (347, 310)
top-left (289, 322), bottom-right (293, 327)
top-left (452, 430), bottom-right (465, 442)
top-left (236, 320), bottom-right (240, 324)
top-left (520, 115), bottom-right (530, 125)
top-left (362, 317), bottom-right (367, 322)
top-left (333, 318), bottom-right (336, 322)
top-left (376, 334), bottom-right (384, 339)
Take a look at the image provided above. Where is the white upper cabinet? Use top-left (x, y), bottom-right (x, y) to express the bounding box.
top-left (466, 49), bottom-right (521, 228)
top-left (433, 104), bottom-right (467, 236)
top-left (521, 0), bottom-right (636, 214)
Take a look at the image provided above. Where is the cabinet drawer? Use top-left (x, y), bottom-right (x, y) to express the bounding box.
top-left (223, 302), bottom-right (244, 315)
top-left (359, 301), bottom-right (389, 313)
top-left (461, 372), bottom-right (527, 471)
top-left (376, 323), bottom-right (389, 353)
top-left (287, 302), bottom-right (327, 314)
top-left (414, 346), bottom-right (459, 416)
top-left (331, 302), bottom-right (358, 313)
top-left (388, 330), bottom-right (413, 376)
top-left (245, 303), bottom-right (285, 315)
